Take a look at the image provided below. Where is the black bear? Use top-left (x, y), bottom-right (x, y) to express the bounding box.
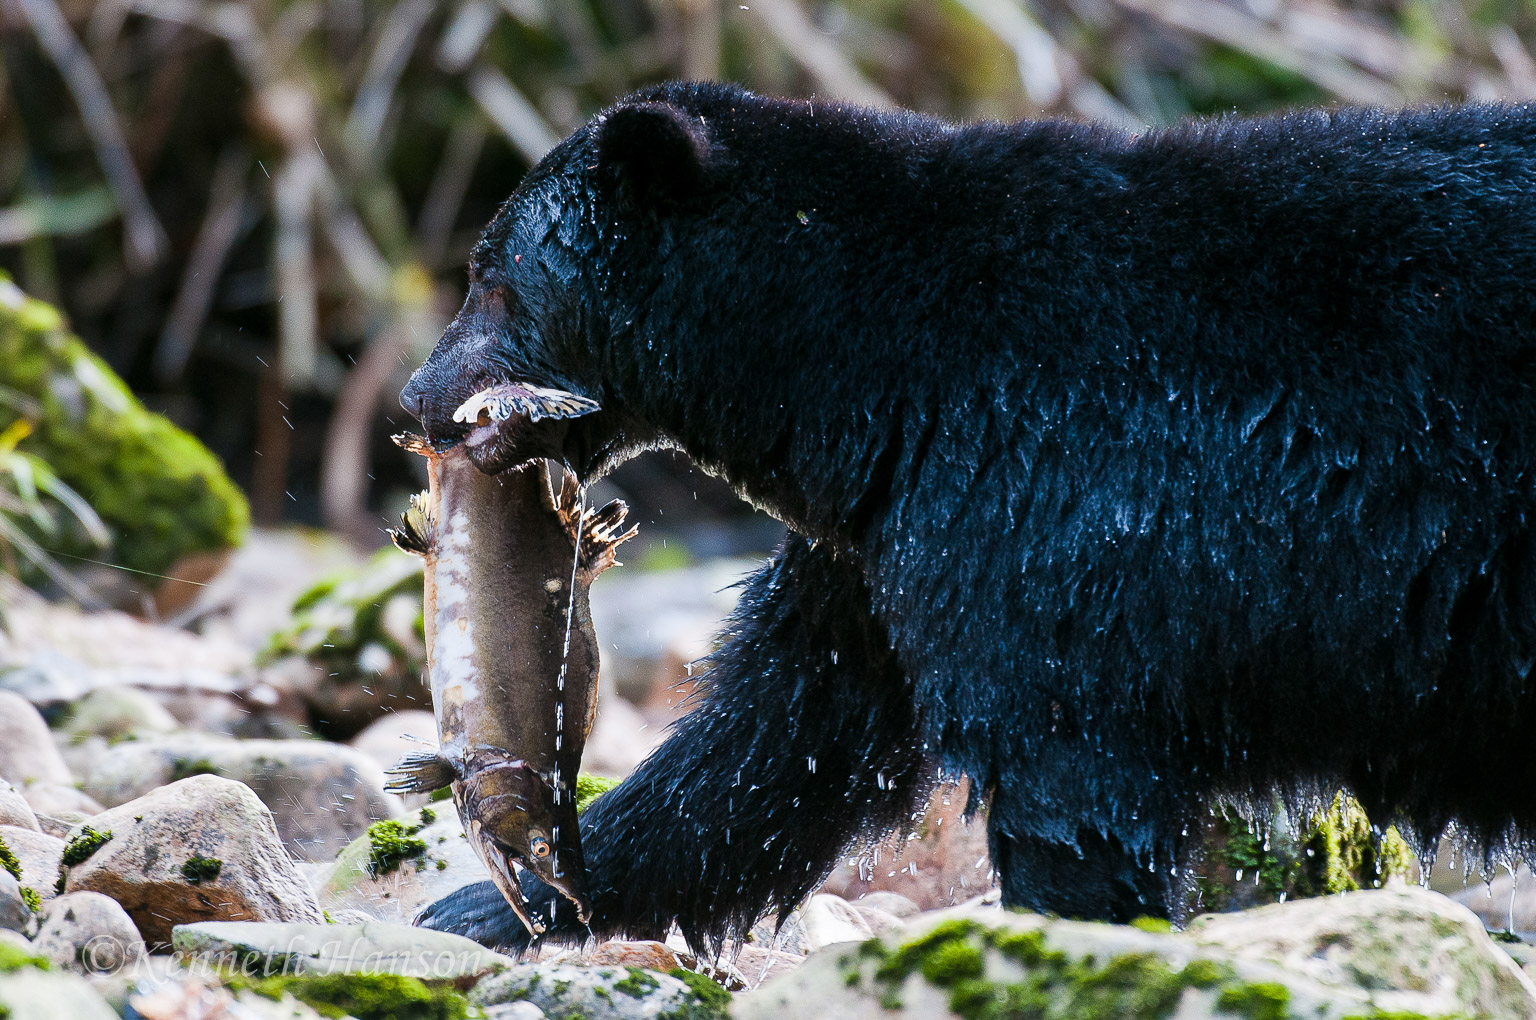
top-left (400, 82), bottom-right (1536, 949)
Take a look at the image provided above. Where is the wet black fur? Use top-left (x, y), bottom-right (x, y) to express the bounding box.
top-left (404, 83), bottom-right (1536, 949)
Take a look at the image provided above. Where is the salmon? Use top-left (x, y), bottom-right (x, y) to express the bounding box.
top-left (385, 384), bottom-right (634, 937)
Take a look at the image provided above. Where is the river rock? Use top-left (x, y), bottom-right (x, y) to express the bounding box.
top-left (0, 950), bottom-right (119, 1020)
top-left (858, 892), bottom-right (920, 919)
top-left (737, 885), bottom-right (1536, 1020)
top-left (484, 1003), bottom-right (549, 1020)
top-left (128, 975), bottom-right (335, 1020)
top-left (31, 891), bottom-right (146, 974)
top-left (171, 919), bottom-right (512, 979)
top-left (20, 782), bottom-right (103, 824)
top-left (0, 871), bottom-right (28, 933)
top-left (0, 691), bottom-right (70, 788)
top-left (318, 808), bottom-right (484, 923)
top-left (733, 944), bottom-right (807, 988)
top-left (473, 963), bottom-right (726, 1020)
top-left (79, 733), bottom-right (400, 861)
top-left (0, 780), bottom-right (37, 831)
top-left (347, 709), bottom-right (439, 771)
top-left (60, 685), bottom-right (180, 745)
top-left (588, 940), bottom-right (682, 972)
top-left (801, 894), bottom-right (874, 951)
top-left (60, 774), bottom-right (322, 944)
top-left (0, 826), bottom-right (63, 906)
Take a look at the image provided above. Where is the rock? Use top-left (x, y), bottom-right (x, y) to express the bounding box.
top-left (171, 919), bottom-right (511, 979)
top-left (0, 871), bottom-right (29, 933)
top-left (0, 691), bottom-right (70, 787)
top-left (737, 886), bottom-right (1536, 1020)
top-left (129, 975), bottom-right (335, 1020)
top-left (19, 784), bottom-right (103, 823)
top-left (59, 686), bottom-right (179, 745)
top-left (472, 963), bottom-right (728, 1020)
top-left (0, 826), bottom-right (63, 906)
top-left (0, 277), bottom-right (248, 600)
top-left (79, 733), bottom-right (400, 861)
top-left (60, 774), bottom-right (322, 945)
top-left (31, 892), bottom-right (145, 974)
top-left (800, 894), bottom-right (874, 951)
top-left (858, 892), bottom-right (920, 919)
top-left (582, 694), bottom-right (664, 779)
top-left (0, 952), bottom-right (119, 1020)
top-left (317, 808), bottom-right (485, 923)
top-left (847, 902), bottom-right (906, 937)
top-left (1447, 862), bottom-right (1536, 934)
top-left (588, 941), bottom-right (682, 972)
top-left (347, 710), bottom-right (439, 771)
top-left (732, 944), bottom-right (807, 988)
top-left (817, 780), bottom-right (993, 912)
top-left (0, 780), bottom-right (38, 831)
top-left (484, 1003), bottom-right (549, 1020)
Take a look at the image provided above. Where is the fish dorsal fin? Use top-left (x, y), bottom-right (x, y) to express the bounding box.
top-left (390, 491), bottom-right (435, 557)
top-left (384, 750), bottom-right (459, 794)
top-left (391, 431), bottom-right (434, 457)
top-left (578, 499), bottom-right (638, 579)
top-left (453, 382), bottom-right (599, 426)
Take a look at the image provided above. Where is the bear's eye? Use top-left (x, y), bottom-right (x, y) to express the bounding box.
top-left (529, 836), bottom-right (551, 859)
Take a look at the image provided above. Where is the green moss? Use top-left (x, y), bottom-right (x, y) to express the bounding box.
top-left (668, 967), bottom-right (732, 1010)
top-left (60, 825), bottom-right (111, 866)
top-left (169, 758), bottom-right (222, 782)
top-left (0, 835), bottom-right (20, 880)
top-left (365, 819), bottom-right (427, 877)
top-left (435, 859), bottom-right (447, 871)
top-left (576, 773), bottom-right (622, 814)
top-left (0, 942), bottom-right (49, 973)
top-left (418, 807), bottom-right (436, 826)
top-left (0, 277), bottom-right (248, 581)
top-left (181, 855), bottom-right (223, 883)
top-left (260, 547), bottom-right (424, 684)
top-left (1340, 1012), bottom-right (1471, 1020)
top-left (1215, 981), bottom-right (1290, 1020)
top-left (921, 940), bottom-right (985, 985)
top-left (1129, 916), bottom-right (1173, 934)
top-left (17, 886), bottom-right (39, 913)
top-left (429, 787), bottom-right (452, 803)
top-left (1179, 958), bottom-right (1229, 989)
top-left (613, 967), bottom-right (660, 998)
top-left (229, 972), bottom-right (471, 1020)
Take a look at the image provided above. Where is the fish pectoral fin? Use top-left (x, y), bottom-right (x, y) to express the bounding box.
top-left (453, 382), bottom-right (599, 426)
top-left (389, 491), bottom-right (436, 558)
top-left (385, 751), bottom-right (460, 794)
top-left (578, 498), bottom-right (639, 579)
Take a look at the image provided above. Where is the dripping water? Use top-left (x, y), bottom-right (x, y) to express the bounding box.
top-left (552, 483), bottom-right (585, 805)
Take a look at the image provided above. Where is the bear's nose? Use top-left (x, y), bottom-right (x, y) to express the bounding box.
top-left (400, 370), bottom-right (428, 421)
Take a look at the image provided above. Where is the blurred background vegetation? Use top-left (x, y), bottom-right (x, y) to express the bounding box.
top-left (2, 0), bottom-right (1534, 561)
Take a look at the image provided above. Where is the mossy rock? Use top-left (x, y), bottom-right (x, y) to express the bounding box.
top-left (261, 545), bottom-right (425, 685)
top-left (1196, 793), bottom-right (1414, 913)
top-left (0, 275), bottom-right (247, 586)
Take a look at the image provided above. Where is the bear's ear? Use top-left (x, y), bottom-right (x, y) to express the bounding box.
top-left (593, 102), bottom-right (711, 207)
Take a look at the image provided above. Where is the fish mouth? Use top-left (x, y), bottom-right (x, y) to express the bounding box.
top-left (453, 381), bottom-right (600, 475)
top-left (469, 819), bottom-right (546, 937)
top-left (459, 760), bottom-right (592, 935)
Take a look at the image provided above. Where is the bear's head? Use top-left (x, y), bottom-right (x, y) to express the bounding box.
top-left (400, 86), bottom-right (724, 476)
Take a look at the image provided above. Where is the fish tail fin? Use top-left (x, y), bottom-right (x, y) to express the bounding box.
top-left (579, 499), bottom-right (638, 578)
top-left (390, 491), bottom-right (435, 557)
top-left (385, 751), bottom-right (459, 794)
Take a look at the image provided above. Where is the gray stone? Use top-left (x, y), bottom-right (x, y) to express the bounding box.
top-left (0, 779), bottom-right (38, 830)
top-left (61, 774), bottom-right (322, 945)
top-left (0, 690), bottom-right (70, 787)
top-left (736, 886), bottom-right (1536, 1020)
top-left (60, 685), bottom-right (179, 745)
top-left (128, 974), bottom-right (335, 1019)
top-left (19, 782), bottom-right (102, 822)
top-left (0, 871), bottom-right (30, 932)
top-left (0, 963), bottom-right (119, 1020)
top-left (171, 919), bottom-right (512, 979)
top-left (484, 1003), bottom-right (549, 1020)
top-left (318, 808), bottom-right (488, 923)
top-left (857, 891), bottom-right (921, 919)
top-left (0, 826), bottom-right (60, 907)
top-left (473, 963), bottom-right (721, 1019)
top-left (800, 894), bottom-right (873, 951)
top-left (79, 733), bottom-right (400, 861)
top-left (32, 891), bottom-right (146, 974)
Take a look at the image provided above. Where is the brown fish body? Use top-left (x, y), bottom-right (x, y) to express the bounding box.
top-left (388, 390), bottom-right (633, 937)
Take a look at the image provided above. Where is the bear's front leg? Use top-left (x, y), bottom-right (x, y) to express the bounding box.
top-left (416, 534), bottom-right (930, 953)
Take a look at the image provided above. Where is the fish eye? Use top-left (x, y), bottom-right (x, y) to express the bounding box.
top-left (530, 835), bottom-right (551, 859)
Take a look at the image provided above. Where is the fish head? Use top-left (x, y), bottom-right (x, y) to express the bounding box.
top-left (459, 760), bottom-right (590, 931)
